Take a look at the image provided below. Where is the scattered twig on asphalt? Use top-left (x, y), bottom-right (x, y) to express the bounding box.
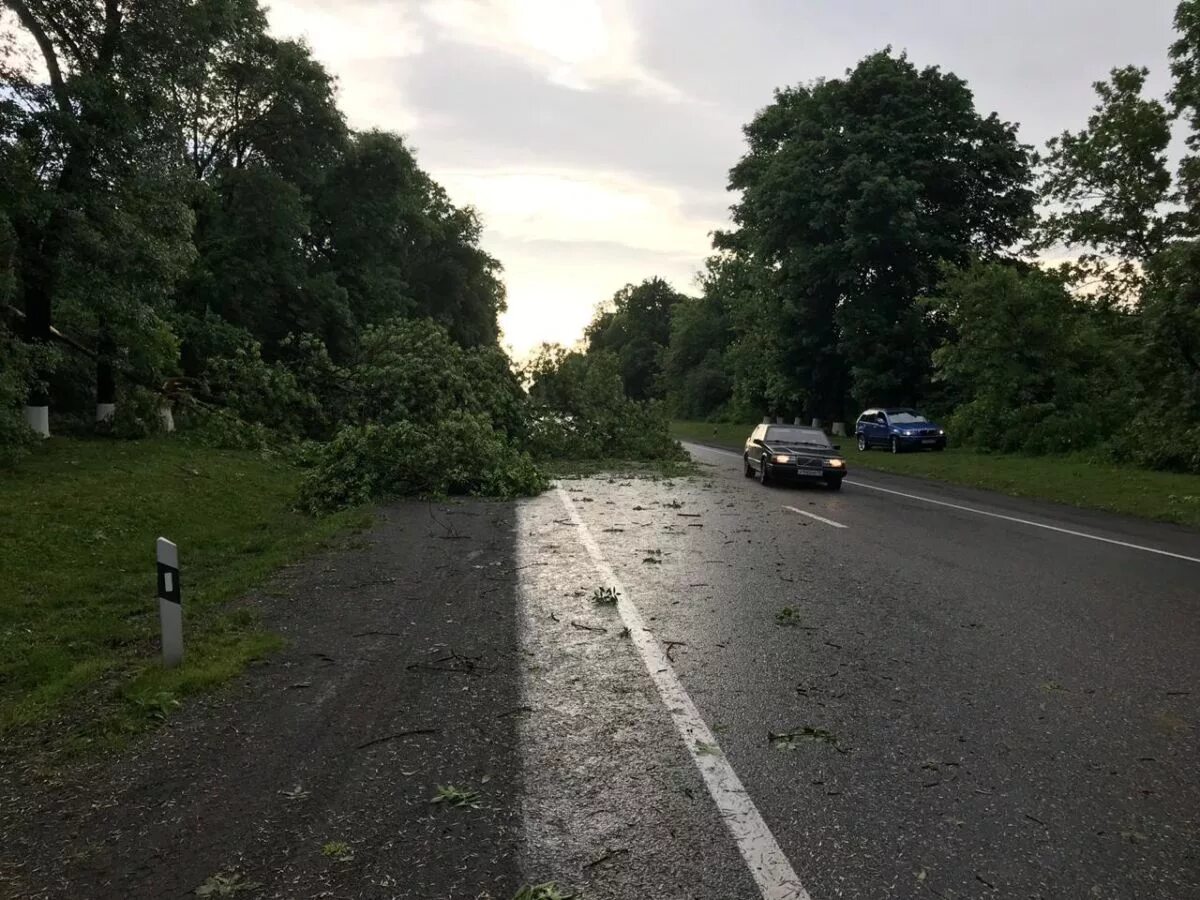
top-left (1024, 813), bottom-right (1047, 826)
top-left (663, 640), bottom-right (687, 662)
top-left (549, 611), bottom-right (560, 622)
top-left (348, 577), bottom-right (396, 588)
top-left (676, 513), bottom-right (702, 518)
top-left (355, 728), bottom-right (440, 750)
top-left (406, 663), bottom-right (480, 676)
top-left (406, 651), bottom-right (482, 676)
top-left (352, 630), bottom-right (403, 637)
top-left (426, 502), bottom-right (462, 539)
top-left (494, 705), bottom-right (535, 718)
top-left (975, 874), bottom-right (996, 890)
top-left (584, 847), bottom-right (630, 868)
top-left (571, 621), bottom-right (608, 633)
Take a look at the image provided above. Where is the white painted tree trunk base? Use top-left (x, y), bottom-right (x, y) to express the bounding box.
top-left (96, 403), bottom-right (116, 424)
top-left (831, 422), bottom-right (846, 436)
top-left (811, 418), bottom-right (823, 429)
top-left (24, 405), bottom-right (49, 438)
top-left (159, 403), bottom-right (175, 433)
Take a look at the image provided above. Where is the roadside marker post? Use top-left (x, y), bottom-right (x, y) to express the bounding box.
top-left (156, 537), bottom-right (183, 668)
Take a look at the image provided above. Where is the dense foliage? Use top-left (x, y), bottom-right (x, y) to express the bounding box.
top-left (590, 16), bottom-right (1200, 473)
top-left (0, 0), bottom-right (680, 501)
top-left (7, 1), bottom-right (1200, 483)
top-left (524, 343), bottom-right (683, 461)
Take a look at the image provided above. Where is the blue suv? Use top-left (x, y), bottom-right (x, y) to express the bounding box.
top-left (855, 408), bottom-right (947, 453)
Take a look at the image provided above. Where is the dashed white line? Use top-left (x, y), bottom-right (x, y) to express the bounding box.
top-left (556, 487), bottom-right (811, 900)
top-left (844, 480), bottom-right (1200, 565)
top-left (784, 506), bottom-right (847, 529)
top-left (681, 442), bottom-right (1198, 566)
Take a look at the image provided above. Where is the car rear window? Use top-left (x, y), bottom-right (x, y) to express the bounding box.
top-left (765, 427), bottom-right (831, 446)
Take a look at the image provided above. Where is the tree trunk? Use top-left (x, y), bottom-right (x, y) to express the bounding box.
top-left (15, 144), bottom-right (90, 432)
top-left (96, 318), bottom-right (116, 424)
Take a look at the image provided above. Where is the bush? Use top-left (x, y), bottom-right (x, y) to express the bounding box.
top-left (177, 402), bottom-right (275, 452)
top-left (0, 324), bottom-right (54, 467)
top-left (525, 347), bottom-right (684, 461)
top-left (1110, 420), bottom-right (1200, 473)
top-left (200, 335), bottom-right (326, 440)
top-left (297, 414), bottom-right (547, 514)
top-left (353, 319), bottom-right (528, 438)
top-left (98, 385), bottom-right (166, 440)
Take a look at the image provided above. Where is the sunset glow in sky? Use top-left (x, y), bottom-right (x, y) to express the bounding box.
top-left (267, 0), bottom-right (1179, 358)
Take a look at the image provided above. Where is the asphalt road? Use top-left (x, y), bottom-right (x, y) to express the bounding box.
top-left (515, 443), bottom-right (1200, 899)
top-left (4, 447), bottom-right (1197, 899)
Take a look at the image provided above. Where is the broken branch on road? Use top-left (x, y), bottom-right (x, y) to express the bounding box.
top-left (354, 727), bottom-right (440, 751)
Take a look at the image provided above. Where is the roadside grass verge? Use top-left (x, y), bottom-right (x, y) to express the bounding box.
top-left (670, 420), bottom-right (1200, 529)
top-left (0, 437), bottom-right (370, 759)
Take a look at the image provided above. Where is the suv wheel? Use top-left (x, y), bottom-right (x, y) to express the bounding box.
top-left (743, 455), bottom-right (754, 477)
top-left (891, 436), bottom-right (901, 454)
top-left (758, 458), bottom-right (771, 486)
top-left (857, 433), bottom-right (867, 452)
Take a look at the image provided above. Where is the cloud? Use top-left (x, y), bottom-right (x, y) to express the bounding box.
top-left (492, 237), bottom-right (699, 359)
top-left (265, 0), bottom-right (424, 132)
top-left (423, 0), bottom-right (685, 102)
top-left (439, 166), bottom-right (720, 258)
top-left (435, 167), bottom-right (717, 356)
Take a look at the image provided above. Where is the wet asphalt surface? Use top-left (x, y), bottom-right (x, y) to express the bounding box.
top-left (526, 444), bottom-right (1199, 899)
top-left (2, 446), bottom-right (1198, 899)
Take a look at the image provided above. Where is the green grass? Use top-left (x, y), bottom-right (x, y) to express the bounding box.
top-left (0, 437), bottom-right (370, 758)
top-left (671, 419), bottom-right (1200, 529)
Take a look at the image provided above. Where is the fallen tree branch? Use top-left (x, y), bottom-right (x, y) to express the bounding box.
top-left (354, 727), bottom-right (440, 750)
top-left (570, 620), bottom-right (607, 633)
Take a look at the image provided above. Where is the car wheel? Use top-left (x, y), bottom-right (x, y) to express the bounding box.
top-left (891, 436), bottom-right (901, 454)
top-left (743, 455), bottom-right (755, 477)
top-left (857, 433), bottom-right (868, 452)
top-left (826, 476), bottom-right (843, 491)
top-left (758, 458), bottom-right (771, 486)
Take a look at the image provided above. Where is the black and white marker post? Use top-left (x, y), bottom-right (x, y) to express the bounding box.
top-left (156, 537), bottom-right (183, 668)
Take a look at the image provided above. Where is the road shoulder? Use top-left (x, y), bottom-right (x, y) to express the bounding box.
top-left (1, 500), bottom-right (526, 900)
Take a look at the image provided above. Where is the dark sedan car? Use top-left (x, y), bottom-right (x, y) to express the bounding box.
top-left (743, 424), bottom-right (847, 490)
top-left (855, 408), bottom-right (947, 453)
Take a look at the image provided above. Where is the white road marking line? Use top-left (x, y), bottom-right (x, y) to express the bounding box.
top-left (682, 443), bottom-right (1200, 566)
top-left (556, 487), bottom-right (811, 900)
top-left (784, 506), bottom-right (848, 529)
top-left (845, 480), bottom-right (1200, 565)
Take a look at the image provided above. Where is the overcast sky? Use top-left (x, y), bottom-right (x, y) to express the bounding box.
top-left (267, 0), bottom-right (1180, 358)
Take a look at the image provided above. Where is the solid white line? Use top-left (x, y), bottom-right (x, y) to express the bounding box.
top-left (845, 480), bottom-right (1200, 565)
top-left (784, 506), bottom-right (848, 529)
top-left (556, 487), bottom-right (811, 900)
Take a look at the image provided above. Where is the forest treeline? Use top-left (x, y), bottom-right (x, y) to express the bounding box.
top-left (0, 0), bottom-right (679, 504)
top-left (553, 3), bottom-right (1200, 473)
top-left (4, 0), bottom-right (1200, 495)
